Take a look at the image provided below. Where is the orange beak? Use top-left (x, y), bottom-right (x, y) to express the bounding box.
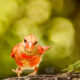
top-left (26, 42), bottom-right (34, 49)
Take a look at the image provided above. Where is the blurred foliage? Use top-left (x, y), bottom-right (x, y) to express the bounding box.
top-left (26, 0), bottom-right (51, 24)
top-left (51, 0), bottom-right (76, 17)
top-left (0, 0), bottom-right (80, 79)
top-left (63, 60), bottom-right (80, 72)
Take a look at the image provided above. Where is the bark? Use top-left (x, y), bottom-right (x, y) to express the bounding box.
top-left (3, 72), bottom-right (80, 80)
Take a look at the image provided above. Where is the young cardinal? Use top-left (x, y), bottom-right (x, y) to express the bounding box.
top-left (11, 34), bottom-right (51, 77)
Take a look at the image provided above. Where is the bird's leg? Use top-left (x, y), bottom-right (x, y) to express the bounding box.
top-left (28, 67), bottom-right (38, 76)
top-left (12, 67), bottom-right (22, 77)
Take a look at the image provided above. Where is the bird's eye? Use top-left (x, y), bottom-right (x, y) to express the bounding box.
top-left (34, 41), bottom-right (37, 45)
top-left (24, 39), bottom-right (27, 43)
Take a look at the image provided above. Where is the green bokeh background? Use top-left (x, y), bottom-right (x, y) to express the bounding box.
top-left (0, 0), bottom-right (80, 79)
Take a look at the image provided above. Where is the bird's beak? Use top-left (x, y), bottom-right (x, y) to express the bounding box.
top-left (26, 42), bottom-right (34, 50)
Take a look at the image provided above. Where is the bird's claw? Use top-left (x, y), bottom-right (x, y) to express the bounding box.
top-left (12, 69), bottom-right (16, 72)
top-left (28, 71), bottom-right (37, 76)
top-left (12, 69), bottom-right (21, 77)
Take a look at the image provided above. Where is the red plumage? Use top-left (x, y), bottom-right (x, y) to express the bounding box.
top-left (11, 34), bottom-right (51, 77)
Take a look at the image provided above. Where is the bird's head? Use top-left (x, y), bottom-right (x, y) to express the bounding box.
top-left (23, 34), bottom-right (38, 53)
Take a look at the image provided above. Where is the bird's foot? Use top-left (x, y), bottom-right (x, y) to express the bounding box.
top-left (28, 71), bottom-right (37, 76)
top-left (12, 69), bottom-right (21, 77)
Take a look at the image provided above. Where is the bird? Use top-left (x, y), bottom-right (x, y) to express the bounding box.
top-left (11, 34), bottom-right (51, 77)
